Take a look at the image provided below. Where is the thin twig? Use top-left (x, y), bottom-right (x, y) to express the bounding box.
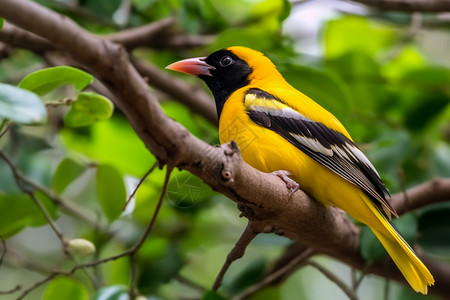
top-left (175, 275), bottom-right (206, 292)
top-left (351, 268), bottom-right (357, 290)
top-left (0, 149), bottom-right (107, 231)
top-left (129, 164), bottom-right (173, 257)
top-left (353, 262), bottom-right (370, 290)
top-left (0, 121), bottom-right (12, 138)
top-left (306, 260), bottom-right (358, 300)
top-left (213, 223), bottom-right (258, 291)
top-left (0, 150), bottom-right (69, 255)
top-left (384, 278), bottom-right (391, 300)
top-left (382, 12), bottom-right (422, 62)
top-left (14, 165), bottom-right (173, 300)
top-left (349, 0), bottom-right (450, 12)
top-left (0, 150), bottom-right (102, 290)
top-left (28, 191), bottom-right (68, 255)
top-left (0, 285), bottom-right (21, 295)
top-left (128, 256), bottom-right (139, 300)
top-left (124, 162), bottom-right (158, 210)
top-left (45, 98), bottom-right (74, 107)
top-left (0, 235), bottom-right (6, 271)
top-left (232, 247), bottom-right (315, 300)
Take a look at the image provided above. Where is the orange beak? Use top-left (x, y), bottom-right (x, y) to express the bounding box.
top-left (165, 57), bottom-right (215, 77)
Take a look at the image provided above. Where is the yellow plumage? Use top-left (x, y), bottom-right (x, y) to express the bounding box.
top-left (218, 47), bottom-right (434, 294)
top-left (166, 46), bottom-right (434, 294)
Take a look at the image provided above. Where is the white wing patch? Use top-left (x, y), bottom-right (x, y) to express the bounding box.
top-left (345, 142), bottom-right (380, 177)
top-left (293, 134), bottom-right (333, 156)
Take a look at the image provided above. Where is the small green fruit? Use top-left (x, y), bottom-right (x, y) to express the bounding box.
top-left (67, 238), bottom-right (96, 258)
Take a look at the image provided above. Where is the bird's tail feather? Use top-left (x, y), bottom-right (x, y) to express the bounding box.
top-left (366, 201), bottom-right (434, 294)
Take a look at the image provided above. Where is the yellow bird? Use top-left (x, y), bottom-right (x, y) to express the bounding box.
top-left (166, 46), bottom-right (434, 294)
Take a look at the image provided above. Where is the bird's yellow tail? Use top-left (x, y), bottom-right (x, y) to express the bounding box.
top-left (366, 202), bottom-right (434, 294)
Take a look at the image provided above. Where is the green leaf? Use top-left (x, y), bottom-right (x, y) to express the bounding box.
top-left (0, 18), bottom-right (3, 30)
top-left (401, 67), bottom-right (450, 89)
top-left (432, 143), bottom-right (450, 177)
top-left (92, 285), bottom-right (128, 300)
top-left (52, 156), bottom-right (88, 194)
top-left (418, 208), bottom-right (450, 257)
top-left (360, 214), bottom-right (418, 262)
top-left (279, 0), bottom-right (291, 22)
top-left (61, 115), bottom-right (155, 177)
top-left (179, 0), bottom-right (227, 34)
top-left (18, 66), bottom-right (93, 96)
top-left (279, 64), bottom-right (353, 122)
top-left (166, 171), bottom-right (215, 211)
top-left (64, 92), bottom-right (114, 127)
top-left (0, 193), bottom-right (57, 238)
top-left (96, 164), bottom-right (126, 222)
top-left (43, 277), bottom-right (89, 300)
top-left (201, 290), bottom-right (226, 300)
top-left (80, 0), bottom-right (122, 19)
top-left (399, 284), bottom-right (441, 300)
top-left (368, 130), bottom-right (413, 175)
top-left (392, 213), bottom-right (418, 245)
top-left (252, 287), bottom-right (282, 300)
top-left (405, 93), bottom-right (449, 131)
top-left (324, 15), bottom-right (394, 58)
top-left (210, 27), bottom-right (274, 52)
top-left (136, 241), bottom-right (183, 292)
top-left (0, 83), bottom-right (47, 124)
top-left (225, 258), bottom-right (266, 294)
top-left (360, 225), bottom-right (386, 262)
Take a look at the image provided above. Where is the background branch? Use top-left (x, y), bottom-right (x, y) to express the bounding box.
top-left (349, 0), bottom-right (450, 12)
top-left (104, 17), bottom-right (175, 50)
top-left (0, 22), bottom-right (217, 124)
top-left (391, 178), bottom-right (450, 215)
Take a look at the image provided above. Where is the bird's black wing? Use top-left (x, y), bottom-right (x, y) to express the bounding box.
top-left (244, 88), bottom-right (396, 219)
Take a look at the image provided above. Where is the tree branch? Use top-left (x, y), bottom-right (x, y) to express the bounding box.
top-left (0, 22), bottom-right (52, 53)
top-left (0, 22), bottom-right (217, 124)
top-left (1, 1), bottom-right (448, 297)
top-left (131, 56), bottom-right (217, 124)
top-left (391, 178), bottom-right (450, 215)
top-left (233, 247), bottom-right (315, 300)
top-left (349, 0), bottom-right (450, 12)
top-left (104, 17), bottom-right (175, 50)
top-left (0, 148), bottom-right (108, 233)
top-left (306, 260), bottom-right (358, 300)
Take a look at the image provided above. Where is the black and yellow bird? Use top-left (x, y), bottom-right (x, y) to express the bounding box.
top-left (166, 46), bottom-right (434, 294)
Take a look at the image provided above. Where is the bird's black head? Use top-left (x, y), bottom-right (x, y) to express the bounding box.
top-left (166, 48), bottom-right (253, 118)
top-left (199, 49), bottom-right (252, 116)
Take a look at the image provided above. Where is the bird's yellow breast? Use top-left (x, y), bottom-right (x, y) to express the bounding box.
top-left (218, 85), bottom-right (374, 221)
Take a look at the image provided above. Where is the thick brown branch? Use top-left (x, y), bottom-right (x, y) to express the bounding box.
top-left (1, 1), bottom-right (449, 297)
top-left (349, 0), bottom-right (450, 12)
top-left (0, 22), bottom-right (52, 53)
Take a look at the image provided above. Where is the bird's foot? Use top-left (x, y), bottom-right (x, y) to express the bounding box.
top-left (271, 170), bottom-right (299, 195)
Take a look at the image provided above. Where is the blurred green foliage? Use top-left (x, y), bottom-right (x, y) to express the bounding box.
top-left (0, 0), bottom-right (449, 299)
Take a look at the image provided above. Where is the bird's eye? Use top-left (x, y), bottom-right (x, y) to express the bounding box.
top-left (219, 56), bottom-right (234, 67)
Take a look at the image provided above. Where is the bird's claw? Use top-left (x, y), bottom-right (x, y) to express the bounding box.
top-left (271, 170), bottom-right (299, 195)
